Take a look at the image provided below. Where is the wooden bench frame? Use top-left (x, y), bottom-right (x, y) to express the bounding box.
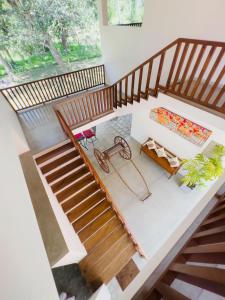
top-left (140, 138), bottom-right (182, 178)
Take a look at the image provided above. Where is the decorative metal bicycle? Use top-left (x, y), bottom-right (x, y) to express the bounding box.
top-left (94, 136), bottom-right (151, 201)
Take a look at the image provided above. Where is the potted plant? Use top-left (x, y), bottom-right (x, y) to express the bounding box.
top-left (180, 144), bottom-right (225, 190)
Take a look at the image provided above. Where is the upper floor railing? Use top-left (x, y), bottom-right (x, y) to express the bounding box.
top-left (55, 38), bottom-right (225, 129)
top-left (0, 64), bottom-right (105, 111)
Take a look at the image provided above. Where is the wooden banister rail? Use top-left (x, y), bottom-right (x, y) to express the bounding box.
top-left (55, 109), bottom-right (146, 258)
top-left (132, 193), bottom-right (225, 299)
top-left (55, 38), bottom-right (225, 128)
top-left (0, 65), bottom-right (105, 111)
top-left (54, 85), bottom-right (114, 130)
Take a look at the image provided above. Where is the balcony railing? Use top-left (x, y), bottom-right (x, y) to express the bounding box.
top-left (0, 65), bottom-right (105, 111)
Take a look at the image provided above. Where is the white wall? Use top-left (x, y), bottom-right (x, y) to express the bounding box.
top-left (128, 93), bottom-right (225, 159)
top-left (0, 97), bottom-right (59, 300)
top-left (99, 0), bottom-right (225, 84)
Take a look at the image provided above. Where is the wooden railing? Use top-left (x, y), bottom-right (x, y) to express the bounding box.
top-left (55, 38), bottom-right (225, 128)
top-left (116, 23), bottom-right (142, 27)
top-left (54, 85), bottom-right (114, 130)
top-left (0, 65), bottom-right (105, 111)
top-left (133, 192), bottom-right (225, 299)
top-left (55, 109), bottom-right (146, 258)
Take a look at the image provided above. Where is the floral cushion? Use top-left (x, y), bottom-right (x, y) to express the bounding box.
top-left (155, 147), bottom-right (167, 158)
top-left (168, 156), bottom-right (180, 168)
top-left (146, 139), bottom-right (156, 150)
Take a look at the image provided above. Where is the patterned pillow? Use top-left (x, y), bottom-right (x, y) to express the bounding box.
top-left (168, 156), bottom-right (180, 168)
top-left (155, 147), bottom-right (167, 158)
top-left (146, 139), bottom-right (156, 150)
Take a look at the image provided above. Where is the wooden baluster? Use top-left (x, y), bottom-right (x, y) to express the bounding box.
top-left (119, 81), bottom-right (122, 107)
top-left (171, 43), bottom-right (189, 91)
top-left (190, 46), bottom-right (216, 98)
top-left (113, 84), bottom-right (117, 108)
top-left (154, 53), bottom-right (165, 96)
top-left (177, 44), bottom-right (198, 94)
top-left (204, 65), bottom-right (225, 104)
top-left (213, 84), bottom-right (225, 108)
top-left (124, 76), bottom-right (128, 105)
top-left (183, 45), bottom-right (207, 96)
top-left (130, 72), bottom-right (135, 104)
top-left (137, 66), bottom-right (143, 101)
top-left (166, 41), bottom-right (182, 89)
top-left (144, 60), bottom-right (153, 98)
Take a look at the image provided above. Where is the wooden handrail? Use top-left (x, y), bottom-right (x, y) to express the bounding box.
top-left (55, 37), bottom-right (225, 126)
top-left (1, 64), bottom-right (105, 111)
top-left (55, 109), bottom-right (146, 258)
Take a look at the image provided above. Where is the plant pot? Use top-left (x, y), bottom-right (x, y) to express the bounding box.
top-left (179, 183), bottom-right (196, 193)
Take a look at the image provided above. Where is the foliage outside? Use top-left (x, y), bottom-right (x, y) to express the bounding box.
top-left (107, 0), bottom-right (144, 25)
top-left (0, 0), bottom-right (101, 80)
top-left (181, 144), bottom-right (225, 188)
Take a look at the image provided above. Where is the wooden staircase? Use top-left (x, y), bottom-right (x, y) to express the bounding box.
top-left (35, 138), bottom-right (143, 289)
top-left (133, 193), bottom-right (225, 300)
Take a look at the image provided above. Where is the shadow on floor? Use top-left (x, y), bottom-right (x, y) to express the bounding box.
top-left (52, 264), bottom-right (93, 300)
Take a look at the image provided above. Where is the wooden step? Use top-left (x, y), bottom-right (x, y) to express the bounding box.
top-left (67, 191), bottom-right (106, 223)
top-left (183, 242), bottom-right (225, 254)
top-left (193, 225), bottom-right (225, 239)
top-left (98, 243), bottom-right (136, 284)
top-left (35, 141), bottom-right (74, 165)
top-left (155, 282), bottom-right (190, 300)
top-left (61, 182), bottom-right (100, 213)
top-left (46, 158), bottom-right (84, 183)
top-left (80, 224), bottom-right (125, 270)
top-left (84, 216), bottom-right (121, 252)
top-left (40, 150), bottom-right (79, 174)
top-left (78, 209), bottom-right (116, 243)
top-left (82, 235), bottom-right (132, 283)
top-left (202, 212), bottom-right (225, 226)
top-left (210, 204), bottom-right (225, 216)
top-left (56, 174), bottom-right (95, 202)
top-left (51, 166), bottom-right (89, 193)
top-left (73, 200), bottom-right (111, 232)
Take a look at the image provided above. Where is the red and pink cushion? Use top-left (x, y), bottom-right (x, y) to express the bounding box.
top-left (83, 129), bottom-right (96, 139)
top-left (74, 132), bottom-right (84, 141)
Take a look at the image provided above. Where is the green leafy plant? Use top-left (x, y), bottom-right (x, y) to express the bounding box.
top-left (181, 144), bottom-right (225, 188)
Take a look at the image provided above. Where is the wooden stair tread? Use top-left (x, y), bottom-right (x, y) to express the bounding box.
top-left (56, 173), bottom-right (95, 202)
top-left (155, 282), bottom-right (191, 300)
top-left (98, 243), bottom-right (136, 284)
top-left (40, 150), bottom-right (79, 174)
top-left (78, 208), bottom-right (116, 243)
top-left (51, 166), bottom-right (89, 193)
top-left (35, 141), bottom-right (73, 165)
top-left (80, 224), bottom-right (125, 270)
top-left (61, 182), bottom-right (100, 213)
top-left (46, 158), bottom-right (84, 183)
top-left (73, 200), bottom-right (111, 232)
top-left (83, 216), bottom-right (121, 252)
top-left (67, 191), bottom-right (106, 223)
top-left (82, 235), bottom-right (132, 282)
top-left (194, 225), bottom-right (225, 238)
top-left (202, 212), bottom-right (225, 226)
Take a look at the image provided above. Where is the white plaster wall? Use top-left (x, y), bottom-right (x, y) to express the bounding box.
top-left (0, 98), bottom-right (58, 300)
top-left (99, 0), bottom-right (225, 84)
top-left (129, 93), bottom-right (225, 159)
